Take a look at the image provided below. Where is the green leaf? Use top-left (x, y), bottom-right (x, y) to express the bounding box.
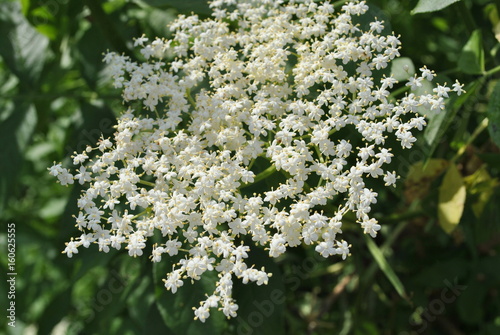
top-left (39, 197), bottom-right (68, 220)
top-left (64, 101), bottom-right (116, 157)
top-left (390, 57), bottom-right (415, 81)
top-left (35, 23), bottom-right (58, 40)
top-left (126, 273), bottom-right (156, 326)
top-left (365, 236), bottom-right (407, 300)
top-left (411, 0), bottom-right (461, 14)
top-left (75, 23), bottom-right (110, 89)
top-left (154, 267), bottom-right (227, 335)
top-left (37, 288), bottom-right (71, 335)
top-left (83, 265), bottom-right (133, 333)
top-left (458, 29), bottom-right (485, 75)
top-left (0, 1), bottom-right (49, 87)
top-left (457, 278), bottom-right (487, 325)
top-left (137, 0), bottom-right (211, 15)
top-left (145, 7), bottom-right (177, 38)
top-left (414, 79), bottom-right (436, 118)
top-left (82, 0), bottom-right (134, 59)
top-left (412, 258), bottom-right (469, 289)
top-left (404, 159), bottom-right (448, 203)
top-left (20, 0), bottom-right (30, 15)
top-left (438, 164), bottom-right (466, 234)
top-left (487, 80), bottom-right (500, 147)
top-left (464, 166), bottom-right (498, 218)
top-left (423, 102), bottom-right (453, 149)
top-left (0, 102), bottom-right (37, 212)
top-left (231, 246), bottom-right (285, 335)
top-left (423, 80), bottom-right (480, 159)
top-left (477, 153), bottom-right (500, 166)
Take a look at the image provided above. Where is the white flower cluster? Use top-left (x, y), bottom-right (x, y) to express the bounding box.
top-left (50, 0), bottom-right (464, 321)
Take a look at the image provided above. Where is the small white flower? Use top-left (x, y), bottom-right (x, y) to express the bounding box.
top-left (383, 171), bottom-right (398, 186)
top-left (452, 80), bottom-right (465, 96)
top-left (49, 163), bottom-right (62, 176)
top-left (63, 240), bottom-right (79, 258)
top-left (163, 269), bottom-right (184, 294)
top-left (51, 0), bottom-right (463, 322)
top-left (420, 66), bottom-right (435, 81)
top-left (336, 240), bottom-right (351, 260)
top-left (134, 35), bottom-right (148, 47)
top-left (361, 218), bottom-right (381, 238)
top-left (315, 240), bottom-right (336, 258)
top-left (194, 305), bottom-right (210, 323)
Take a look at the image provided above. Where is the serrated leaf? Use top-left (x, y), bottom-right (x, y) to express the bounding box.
top-left (487, 80), bottom-right (500, 147)
top-left (438, 164), bottom-right (466, 234)
top-left (458, 29), bottom-right (485, 75)
top-left (411, 0), bottom-right (461, 14)
top-left (0, 1), bottom-right (49, 87)
top-left (390, 57), bottom-right (415, 81)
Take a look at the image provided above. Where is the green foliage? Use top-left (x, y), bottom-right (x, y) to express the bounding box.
top-left (1, 0), bottom-right (500, 334)
top-left (458, 29), bottom-right (486, 74)
top-left (390, 57), bottom-right (415, 81)
top-left (438, 164), bottom-right (466, 233)
top-left (487, 80), bottom-right (500, 146)
top-left (411, 0), bottom-right (463, 14)
top-left (139, 0), bottom-right (211, 15)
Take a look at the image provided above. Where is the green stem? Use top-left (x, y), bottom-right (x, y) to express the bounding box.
top-left (131, 209), bottom-right (149, 220)
top-left (450, 117), bottom-right (489, 164)
top-left (251, 164), bottom-right (277, 184)
top-left (312, 144), bottom-right (325, 164)
top-left (186, 88), bottom-right (197, 109)
top-left (247, 158), bottom-right (256, 171)
top-left (484, 64), bottom-right (500, 77)
top-left (359, 220), bottom-right (411, 301)
top-left (333, 0), bottom-right (349, 8)
top-left (377, 209), bottom-right (425, 224)
top-left (139, 180), bottom-right (156, 187)
top-left (388, 85), bottom-right (410, 100)
top-left (240, 164), bottom-right (277, 188)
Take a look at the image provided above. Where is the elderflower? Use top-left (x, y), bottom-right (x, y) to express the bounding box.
top-left (50, 0), bottom-right (463, 321)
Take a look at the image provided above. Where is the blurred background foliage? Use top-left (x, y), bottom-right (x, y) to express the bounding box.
top-left (1, 0), bottom-right (500, 334)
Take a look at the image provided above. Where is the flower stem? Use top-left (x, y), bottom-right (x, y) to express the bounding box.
top-left (450, 117), bottom-right (489, 164)
top-left (139, 179), bottom-right (156, 187)
top-left (240, 164), bottom-right (277, 188)
top-left (186, 88), bottom-right (197, 109)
